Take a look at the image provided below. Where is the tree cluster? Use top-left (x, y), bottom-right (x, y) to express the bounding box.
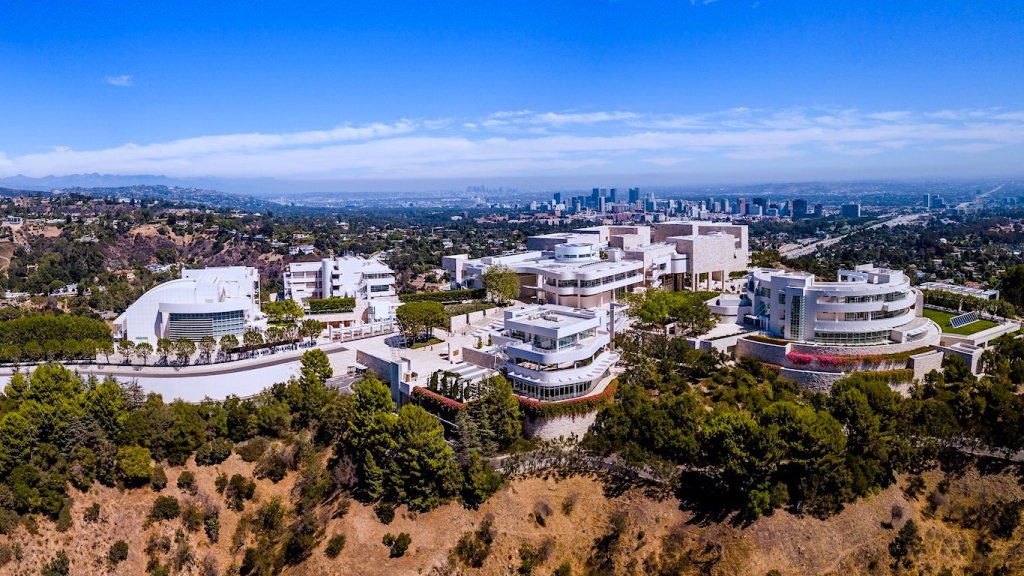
top-left (586, 332), bottom-right (1024, 519)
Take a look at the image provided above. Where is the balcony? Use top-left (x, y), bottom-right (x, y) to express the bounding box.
top-left (505, 350), bottom-right (619, 388)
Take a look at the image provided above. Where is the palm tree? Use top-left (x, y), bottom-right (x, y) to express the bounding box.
top-left (134, 342), bottom-right (153, 366)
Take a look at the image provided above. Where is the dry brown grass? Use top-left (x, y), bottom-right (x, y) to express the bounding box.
top-left (2, 467), bottom-right (1022, 575)
top-left (0, 241), bottom-right (14, 273)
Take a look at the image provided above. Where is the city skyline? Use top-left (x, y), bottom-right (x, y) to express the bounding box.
top-left (2, 1), bottom-right (1022, 188)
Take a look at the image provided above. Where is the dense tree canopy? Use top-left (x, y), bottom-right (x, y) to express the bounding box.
top-left (481, 265), bottom-right (520, 305)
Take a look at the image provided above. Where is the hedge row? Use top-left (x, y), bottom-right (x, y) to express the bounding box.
top-left (834, 369), bottom-right (915, 386)
top-left (411, 386), bottom-right (467, 421)
top-left (307, 297), bottom-right (356, 313)
top-left (0, 313), bottom-right (111, 348)
top-left (516, 379), bottom-right (618, 420)
top-left (922, 289), bottom-right (1014, 318)
top-left (745, 334), bottom-right (790, 346)
top-left (444, 301), bottom-right (496, 318)
top-left (399, 289), bottom-right (486, 303)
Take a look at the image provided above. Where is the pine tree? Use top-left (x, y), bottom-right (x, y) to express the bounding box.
top-left (362, 450), bottom-right (385, 501)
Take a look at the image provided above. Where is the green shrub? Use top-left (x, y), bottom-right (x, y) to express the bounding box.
top-left (181, 502), bottom-right (204, 533)
top-left (41, 550), bottom-right (70, 576)
top-left (204, 508), bottom-right (221, 543)
top-left (399, 289), bottom-right (485, 303)
top-left (0, 542), bottom-right (13, 568)
top-left (225, 474), bottom-right (256, 511)
top-left (149, 496), bottom-right (181, 522)
top-left (374, 502), bottom-right (395, 524)
top-left (55, 498), bottom-right (73, 532)
top-left (151, 465), bottom-right (168, 491)
top-left (108, 540), bottom-right (129, 565)
top-left (236, 437), bottom-right (269, 463)
top-left (195, 438), bottom-right (233, 466)
top-left (454, 515), bottom-right (495, 568)
top-left (307, 297), bottom-right (357, 314)
top-left (383, 532), bottom-right (411, 558)
top-left (325, 533), bottom-right (347, 558)
top-left (214, 472), bottom-right (228, 494)
top-left (176, 471), bottom-right (197, 494)
top-left (116, 446), bottom-right (153, 488)
top-left (83, 502), bottom-right (101, 523)
top-left (254, 447), bottom-right (288, 482)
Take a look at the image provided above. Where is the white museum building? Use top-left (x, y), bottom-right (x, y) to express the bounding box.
top-left (114, 266), bottom-right (267, 345)
top-left (484, 304), bottom-right (623, 401)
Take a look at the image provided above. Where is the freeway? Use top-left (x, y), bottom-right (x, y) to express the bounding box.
top-left (779, 213), bottom-right (925, 259)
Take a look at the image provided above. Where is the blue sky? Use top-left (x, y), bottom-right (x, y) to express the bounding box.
top-left (1, 1), bottom-right (1022, 186)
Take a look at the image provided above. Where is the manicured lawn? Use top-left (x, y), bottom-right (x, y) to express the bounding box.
top-left (410, 337), bottom-right (444, 349)
top-left (923, 308), bottom-right (998, 335)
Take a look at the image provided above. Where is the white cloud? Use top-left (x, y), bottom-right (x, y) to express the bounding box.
top-left (105, 75), bottom-right (134, 87)
top-left (2, 107), bottom-right (1022, 180)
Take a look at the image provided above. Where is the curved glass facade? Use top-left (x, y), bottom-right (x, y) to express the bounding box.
top-left (166, 310), bottom-right (245, 341)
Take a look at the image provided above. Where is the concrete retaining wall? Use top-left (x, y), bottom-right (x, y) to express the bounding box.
top-left (462, 346), bottom-right (501, 370)
top-left (778, 368), bottom-right (846, 393)
top-left (735, 337), bottom-right (790, 365)
top-left (448, 307), bottom-right (500, 332)
top-left (523, 411), bottom-right (599, 440)
top-left (909, 350), bottom-right (945, 381)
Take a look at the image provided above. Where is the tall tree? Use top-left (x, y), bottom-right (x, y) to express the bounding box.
top-left (198, 336), bottom-right (217, 364)
top-left (174, 338), bottom-right (196, 366)
top-left (387, 405), bottom-right (463, 511)
top-left (468, 376), bottom-right (522, 453)
top-left (156, 338), bottom-right (173, 364)
top-left (134, 342), bottom-right (153, 366)
top-left (300, 318), bottom-right (323, 343)
top-left (998, 265), bottom-right (1024, 310)
top-left (348, 375), bottom-right (397, 499)
top-left (117, 339), bottom-right (135, 365)
top-left (482, 265), bottom-right (520, 305)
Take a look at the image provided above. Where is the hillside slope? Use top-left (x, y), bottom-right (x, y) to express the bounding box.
top-left (2, 458), bottom-right (1022, 576)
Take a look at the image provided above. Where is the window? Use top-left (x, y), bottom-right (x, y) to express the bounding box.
top-left (813, 330), bottom-right (891, 345)
top-left (788, 295), bottom-right (804, 340)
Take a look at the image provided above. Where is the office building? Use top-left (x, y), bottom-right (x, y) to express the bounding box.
top-left (841, 203), bottom-right (862, 218)
top-left (284, 256), bottom-right (396, 303)
top-left (792, 199), bottom-right (808, 220)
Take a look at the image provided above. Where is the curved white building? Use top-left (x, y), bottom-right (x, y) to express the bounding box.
top-left (746, 265), bottom-right (933, 346)
top-left (488, 304), bottom-right (621, 401)
top-left (735, 265), bottom-right (944, 390)
top-left (114, 266), bottom-right (266, 345)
